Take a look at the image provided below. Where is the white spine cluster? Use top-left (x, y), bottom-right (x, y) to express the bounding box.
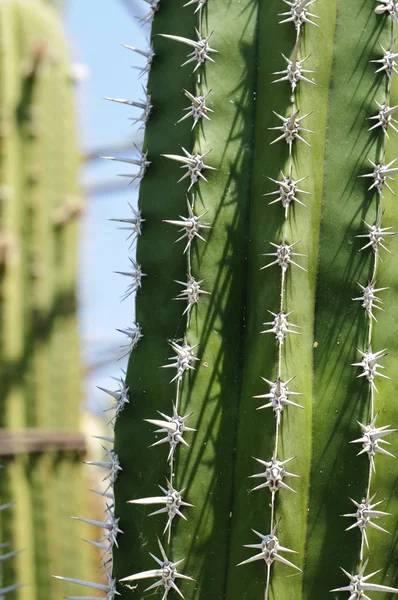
top-left (238, 5), bottom-right (316, 598)
top-left (332, 4), bottom-right (398, 597)
top-left (159, 30), bottom-right (217, 72)
top-left (103, 150), bottom-right (151, 187)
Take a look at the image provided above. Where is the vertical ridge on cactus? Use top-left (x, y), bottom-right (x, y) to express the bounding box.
top-left (304, 0), bottom-right (398, 596)
top-left (327, 0), bottom-right (398, 589)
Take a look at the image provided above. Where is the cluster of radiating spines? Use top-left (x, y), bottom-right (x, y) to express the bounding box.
top-left (103, 148), bottom-right (151, 187)
top-left (105, 91), bottom-right (152, 128)
top-left (0, 500), bottom-right (23, 596)
top-left (278, 0), bottom-right (319, 37)
top-left (121, 2), bottom-right (211, 598)
top-left (330, 3), bottom-right (398, 597)
top-left (114, 257), bottom-right (146, 301)
top-left (238, 5), bottom-right (317, 596)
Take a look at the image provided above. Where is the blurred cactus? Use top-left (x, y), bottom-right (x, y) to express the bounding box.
top-left (58, 0), bottom-right (398, 599)
top-left (0, 0), bottom-right (95, 598)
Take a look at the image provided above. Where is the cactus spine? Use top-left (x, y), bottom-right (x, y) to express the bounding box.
top-left (57, 0), bottom-right (398, 599)
top-left (0, 1), bottom-right (94, 598)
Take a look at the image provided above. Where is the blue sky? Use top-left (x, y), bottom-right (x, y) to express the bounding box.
top-left (65, 1), bottom-right (148, 413)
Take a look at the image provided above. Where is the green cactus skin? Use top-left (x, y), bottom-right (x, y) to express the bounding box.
top-left (0, 1), bottom-right (95, 598)
top-left (101, 0), bottom-right (398, 598)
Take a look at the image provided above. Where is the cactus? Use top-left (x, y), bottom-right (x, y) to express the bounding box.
top-left (58, 0), bottom-right (398, 599)
top-left (0, 0), bottom-right (95, 598)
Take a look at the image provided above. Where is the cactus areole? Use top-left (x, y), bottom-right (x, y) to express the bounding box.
top-left (59, 0), bottom-right (398, 599)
